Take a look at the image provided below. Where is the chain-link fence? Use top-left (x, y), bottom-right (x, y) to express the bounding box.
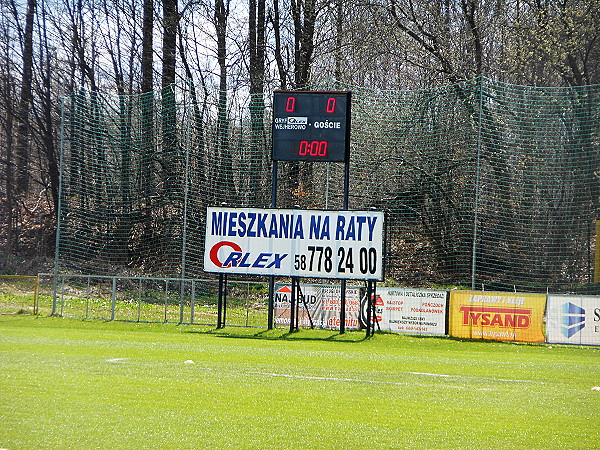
top-left (56, 77), bottom-right (600, 293)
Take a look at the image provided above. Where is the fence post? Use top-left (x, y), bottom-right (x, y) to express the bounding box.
top-left (111, 277), bottom-right (116, 320)
top-left (179, 279), bottom-right (186, 324)
top-left (137, 278), bottom-right (142, 322)
top-left (190, 280), bottom-right (196, 324)
top-left (180, 81), bottom-right (192, 321)
top-left (52, 96), bottom-right (67, 316)
top-left (471, 77), bottom-right (484, 290)
top-left (164, 280), bottom-right (169, 323)
top-left (33, 275), bottom-right (39, 314)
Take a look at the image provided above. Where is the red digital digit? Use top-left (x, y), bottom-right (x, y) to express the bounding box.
top-left (310, 141), bottom-right (320, 156)
top-left (299, 140), bottom-right (308, 155)
top-left (318, 141), bottom-right (328, 156)
top-left (286, 96), bottom-right (296, 112)
top-left (326, 98), bottom-right (336, 113)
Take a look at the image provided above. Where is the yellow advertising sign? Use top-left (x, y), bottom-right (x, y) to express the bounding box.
top-left (449, 291), bottom-right (546, 343)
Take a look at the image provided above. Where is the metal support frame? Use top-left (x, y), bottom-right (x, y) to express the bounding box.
top-left (365, 280), bottom-right (379, 337)
top-left (217, 273), bottom-right (228, 328)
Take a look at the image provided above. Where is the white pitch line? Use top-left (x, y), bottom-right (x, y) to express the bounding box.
top-left (410, 372), bottom-right (542, 384)
top-left (102, 359), bottom-right (539, 389)
top-left (248, 371), bottom-right (469, 390)
top-left (105, 358), bottom-right (130, 363)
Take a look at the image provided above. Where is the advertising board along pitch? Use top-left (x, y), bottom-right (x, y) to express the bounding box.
top-left (204, 206), bottom-right (384, 280)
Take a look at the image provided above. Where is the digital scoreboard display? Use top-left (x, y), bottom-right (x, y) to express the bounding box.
top-left (272, 91), bottom-right (351, 162)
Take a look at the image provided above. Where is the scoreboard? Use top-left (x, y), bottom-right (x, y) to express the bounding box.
top-left (272, 91), bottom-right (351, 162)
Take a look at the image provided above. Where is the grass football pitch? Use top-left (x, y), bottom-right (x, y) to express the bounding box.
top-left (1, 315), bottom-right (599, 449)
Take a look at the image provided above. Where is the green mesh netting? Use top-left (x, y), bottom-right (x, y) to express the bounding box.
top-left (57, 77), bottom-right (600, 292)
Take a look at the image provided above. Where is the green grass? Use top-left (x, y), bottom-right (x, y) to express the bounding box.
top-left (1, 316), bottom-right (599, 449)
top-left (2, 282), bottom-right (269, 327)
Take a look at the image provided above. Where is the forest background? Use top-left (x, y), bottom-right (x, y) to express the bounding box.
top-left (1, 0), bottom-right (599, 276)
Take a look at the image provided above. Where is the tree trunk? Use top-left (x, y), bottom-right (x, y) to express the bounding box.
top-left (161, 0), bottom-right (180, 268)
top-left (140, 0), bottom-right (154, 248)
top-left (15, 0), bottom-right (36, 195)
top-left (141, 0), bottom-right (154, 94)
top-left (248, 0), bottom-right (266, 205)
top-left (2, 71), bottom-right (16, 269)
top-left (291, 0), bottom-right (316, 88)
top-left (271, 0), bottom-right (287, 88)
top-left (39, 1), bottom-right (59, 216)
top-left (215, 0), bottom-right (233, 204)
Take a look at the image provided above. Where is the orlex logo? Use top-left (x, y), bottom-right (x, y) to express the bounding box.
top-left (559, 302), bottom-right (585, 338)
top-left (209, 241), bottom-right (288, 269)
top-left (287, 117), bottom-right (308, 125)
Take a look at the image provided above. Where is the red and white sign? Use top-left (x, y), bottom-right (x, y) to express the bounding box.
top-left (360, 288), bottom-right (447, 335)
top-left (204, 207), bottom-right (384, 280)
top-left (274, 283), bottom-right (361, 330)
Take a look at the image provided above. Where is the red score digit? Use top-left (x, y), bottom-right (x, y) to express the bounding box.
top-left (326, 97), bottom-right (336, 113)
top-left (317, 141), bottom-right (327, 156)
top-left (299, 140), bottom-right (309, 155)
top-left (309, 141), bottom-right (319, 156)
top-left (285, 96), bottom-right (296, 112)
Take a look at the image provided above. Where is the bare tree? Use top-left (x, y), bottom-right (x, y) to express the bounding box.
top-left (291, 0), bottom-right (316, 87)
top-left (248, 0), bottom-right (267, 204)
top-left (13, 0), bottom-right (36, 195)
top-left (270, 0), bottom-right (288, 88)
top-left (214, 0), bottom-right (234, 203)
top-left (0, 7), bottom-right (18, 267)
top-left (141, 0), bottom-right (154, 93)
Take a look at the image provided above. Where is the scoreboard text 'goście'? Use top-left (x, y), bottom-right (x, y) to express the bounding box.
top-left (272, 91), bottom-right (351, 162)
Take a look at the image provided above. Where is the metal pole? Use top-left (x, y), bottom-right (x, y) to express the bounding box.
top-left (179, 279), bottom-right (186, 325)
top-left (60, 276), bottom-right (65, 317)
top-left (325, 162), bottom-right (330, 209)
top-left (138, 278), bottom-right (142, 322)
top-left (268, 278), bottom-right (275, 329)
top-left (372, 281), bottom-right (380, 334)
top-left (33, 276), bottom-right (39, 315)
top-left (217, 274), bottom-right (224, 328)
top-left (340, 151), bottom-right (351, 333)
top-left (111, 277), bottom-right (117, 321)
top-left (180, 82), bottom-right (192, 322)
top-left (85, 276), bottom-right (90, 319)
top-left (268, 161), bottom-right (278, 329)
top-left (223, 274), bottom-right (228, 327)
top-left (471, 77), bottom-right (484, 290)
top-left (52, 96), bottom-right (67, 316)
top-left (365, 281), bottom-right (372, 337)
top-left (164, 280), bottom-right (168, 323)
top-left (290, 278), bottom-right (296, 333)
top-left (271, 161), bottom-right (278, 207)
top-left (190, 280), bottom-right (196, 324)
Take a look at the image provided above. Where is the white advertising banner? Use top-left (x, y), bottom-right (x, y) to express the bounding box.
top-left (204, 207), bottom-right (384, 280)
top-left (362, 287), bottom-right (448, 335)
top-left (546, 295), bottom-right (600, 346)
top-left (274, 283), bottom-right (361, 330)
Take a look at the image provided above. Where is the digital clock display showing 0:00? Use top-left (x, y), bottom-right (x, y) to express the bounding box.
top-left (299, 140), bottom-right (328, 156)
top-left (272, 91), bottom-right (351, 162)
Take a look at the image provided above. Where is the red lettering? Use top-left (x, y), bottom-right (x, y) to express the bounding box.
top-left (504, 314), bottom-right (515, 327)
top-left (460, 306), bottom-right (532, 329)
top-left (517, 315), bottom-right (530, 328)
top-left (490, 314), bottom-right (503, 326)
